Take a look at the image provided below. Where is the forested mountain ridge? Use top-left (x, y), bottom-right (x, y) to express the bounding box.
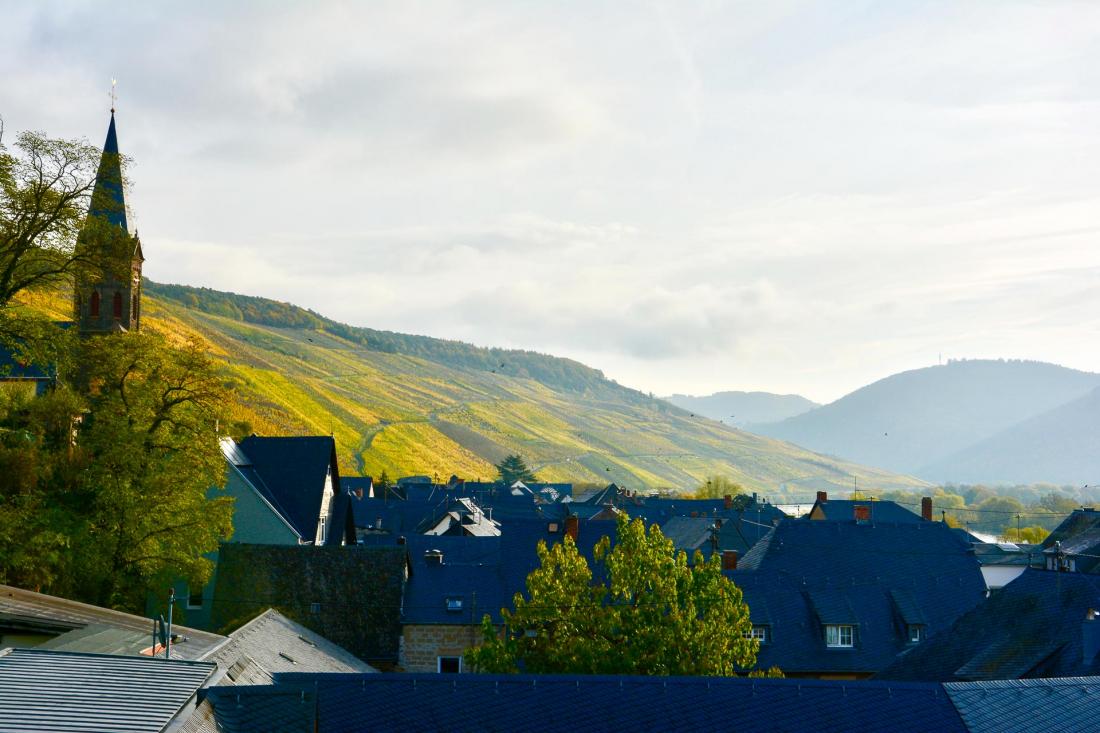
top-left (17, 280), bottom-right (926, 493)
top-left (749, 359), bottom-right (1100, 482)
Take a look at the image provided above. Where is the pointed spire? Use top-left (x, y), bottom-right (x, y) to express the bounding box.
top-left (88, 111), bottom-right (128, 231)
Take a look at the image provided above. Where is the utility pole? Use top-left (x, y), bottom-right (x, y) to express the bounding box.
top-left (166, 588), bottom-right (175, 659)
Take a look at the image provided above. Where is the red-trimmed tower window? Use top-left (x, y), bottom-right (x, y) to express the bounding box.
top-left (113, 291), bottom-right (123, 319)
top-left (90, 290), bottom-right (100, 317)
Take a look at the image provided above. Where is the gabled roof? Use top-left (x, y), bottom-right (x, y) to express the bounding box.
top-left (878, 568), bottom-right (1100, 682)
top-left (944, 677), bottom-right (1100, 733)
top-left (0, 647), bottom-right (214, 732)
top-left (201, 608), bottom-right (375, 683)
top-left (808, 499), bottom-right (923, 523)
top-left (0, 583), bottom-right (226, 660)
top-left (236, 436), bottom-right (339, 543)
top-left (201, 674), bottom-right (966, 733)
top-left (660, 516), bottom-right (717, 553)
top-left (1041, 508), bottom-right (1100, 572)
top-left (731, 520), bottom-right (986, 675)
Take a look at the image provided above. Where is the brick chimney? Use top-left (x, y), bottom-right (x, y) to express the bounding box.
top-left (724, 494), bottom-right (733, 510)
top-left (921, 497), bottom-right (933, 522)
top-left (722, 550), bottom-right (738, 571)
top-left (816, 490), bottom-right (828, 503)
top-left (564, 514), bottom-right (579, 542)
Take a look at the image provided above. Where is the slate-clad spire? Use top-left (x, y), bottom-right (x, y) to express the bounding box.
top-left (75, 108), bottom-right (143, 335)
top-left (88, 112), bottom-right (128, 231)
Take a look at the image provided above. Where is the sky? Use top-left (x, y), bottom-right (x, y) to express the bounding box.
top-left (3, 1), bottom-right (1099, 403)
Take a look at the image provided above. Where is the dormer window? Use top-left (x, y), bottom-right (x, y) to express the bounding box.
top-left (826, 624), bottom-right (854, 648)
top-left (744, 625), bottom-right (770, 644)
top-left (446, 597), bottom-right (463, 612)
top-left (907, 624), bottom-right (924, 644)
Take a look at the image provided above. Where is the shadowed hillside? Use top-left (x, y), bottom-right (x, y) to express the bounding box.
top-left (102, 280), bottom-right (927, 494)
top-left (750, 360), bottom-right (1100, 479)
top-left (664, 391), bottom-right (818, 426)
top-left (919, 386), bottom-right (1100, 485)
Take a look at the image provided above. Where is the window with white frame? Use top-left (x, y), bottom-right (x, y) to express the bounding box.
top-left (907, 624), bottom-right (923, 644)
top-left (438, 656), bottom-right (462, 674)
top-left (825, 624), bottom-right (854, 648)
top-left (744, 625), bottom-right (770, 644)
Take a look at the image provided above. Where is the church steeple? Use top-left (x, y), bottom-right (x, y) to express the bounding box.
top-left (74, 108), bottom-right (144, 336)
top-left (88, 112), bottom-right (128, 231)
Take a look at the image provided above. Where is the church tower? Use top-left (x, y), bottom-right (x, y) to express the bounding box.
top-left (74, 110), bottom-right (144, 335)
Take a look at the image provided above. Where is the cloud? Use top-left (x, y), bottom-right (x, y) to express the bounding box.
top-left (4, 1), bottom-right (1100, 401)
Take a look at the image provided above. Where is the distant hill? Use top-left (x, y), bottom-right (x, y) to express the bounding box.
top-left (749, 360), bottom-right (1100, 479)
top-left (663, 391), bottom-right (818, 426)
top-left (919, 386), bottom-right (1100, 485)
top-left (75, 280), bottom-right (926, 494)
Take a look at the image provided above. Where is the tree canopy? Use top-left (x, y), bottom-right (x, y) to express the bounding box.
top-left (496, 454), bottom-right (537, 485)
top-left (689, 475), bottom-right (744, 499)
top-left (466, 514), bottom-right (763, 676)
top-left (0, 332), bottom-right (233, 611)
top-left (0, 125), bottom-right (110, 308)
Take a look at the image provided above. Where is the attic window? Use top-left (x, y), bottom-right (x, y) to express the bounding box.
top-left (446, 597), bottom-right (463, 612)
top-left (907, 625), bottom-right (923, 644)
top-left (826, 624), bottom-right (854, 648)
top-left (438, 656), bottom-right (462, 674)
top-left (744, 625), bottom-right (770, 644)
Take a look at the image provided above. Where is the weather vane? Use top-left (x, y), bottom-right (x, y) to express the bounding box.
top-left (109, 78), bottom-right (117, 113)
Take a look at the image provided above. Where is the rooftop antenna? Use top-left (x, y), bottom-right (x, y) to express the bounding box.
top-left (109, 78), bottom-right (118, 114)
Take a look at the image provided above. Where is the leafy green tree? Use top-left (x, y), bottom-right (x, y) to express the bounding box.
top-left (689, 475), bottom-right (744, 499)
top-left (65, 332), bottom-right (233, 609)
top-left (466, 514), bottom-right (760, 676)
top-left (496, 454), bottom-right (537, 484)
top-left (1003, 525), bottom-right (1049, 544)
top-left (0, 332), bottom-right (234, 611)
top-left (0, 124), bottom-right (109, 307)
top-left (377, 470), bottom-right (392, 499)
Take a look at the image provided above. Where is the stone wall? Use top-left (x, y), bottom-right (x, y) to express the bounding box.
top-left (211, 543), bottom-right (407, 664)
top-left (400, 624), bottom-right (484, 672)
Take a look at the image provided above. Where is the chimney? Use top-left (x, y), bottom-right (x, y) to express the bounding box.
top-left (691, 511), bottom-right (699, 518)
top-left (424, 549), bottom-right (443, 565)
top-left (921, 497), bottom-right (933, 522)
top-left (355, 487), bottom-right (364, 499)
top-left (375, 515), bottom-right (383, 530)
top-left (724, 494), bottom-right (733, 510)
top-left (816, 491), bottom-right (828, 503)
top-left (564, 515), bottom-right (579, 542)
top-left (854, 504), bottom-right (870, 523)
top-left (1084, 609), bottom-right (1100, 664)
top-left (721, 550), bottom-right (738, 571)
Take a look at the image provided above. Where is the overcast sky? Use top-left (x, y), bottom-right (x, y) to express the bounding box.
top-left (4, 1), bottom-right (1099, 403)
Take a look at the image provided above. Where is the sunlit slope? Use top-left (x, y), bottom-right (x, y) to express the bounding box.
top-left (36, 281), bottom-right (928, 493)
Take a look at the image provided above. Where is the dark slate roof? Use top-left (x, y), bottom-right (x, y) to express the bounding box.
top-left (201, 608), bottom-right (376, 682)
top-left (210, 543), bottom-right (407, 664)
top-left (660, 516), bottom-right (716, 553)
top-left (878, 568), bottom-right (1100, 682)
top-left (808, 499), bottom-right (923, 523)
top-left (199, 674), bottom-right (965, 733)
top-left (944, 677), bottom-right (1100, 733)
top-left (0, 648), bottom-right (214, 732)
top-left (398, 517), bottom-right (619, 626)
top-left (236, 436), bottom-right (339, 543)
top-left (0, 583), bottom-right (226, 661)
top-left (88, 113), bottom-right (128, 230)
top-left (1042, 508), bottom-right (1100, 572)
top-left (732, 520), bottom-right (986, 675)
